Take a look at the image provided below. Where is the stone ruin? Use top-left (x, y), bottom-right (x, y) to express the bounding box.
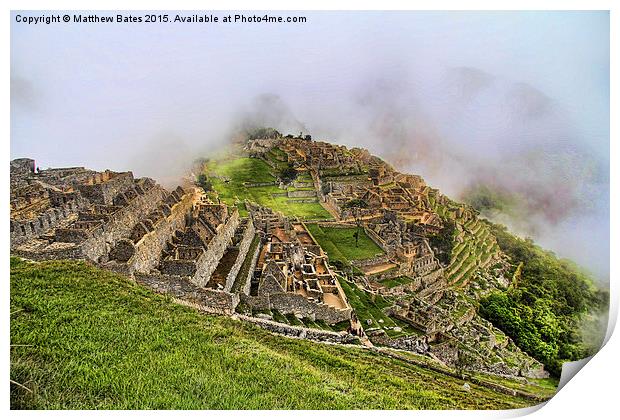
top-left (10, 147), bottom-right (547, 379)
top-left (239, 203), bottom-right (353, 325)
top-left (10, 158), bottom-right (247, 315)
top-left (245, 138), bottom-right (446, 284)
top-left (10, 157), bottom-right (355, 327)
top-left (242, 137), bottom-right (548, 378)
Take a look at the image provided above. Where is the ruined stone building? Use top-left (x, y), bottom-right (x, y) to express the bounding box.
top-left (10, 159), bottom-right (248, 315)
top-left (244, 137), bottom-right (448, 287)
top-left (10, 158), bottom-right (353, 325)
top-left (10, 147), bottom-right (547, 378)
top-left (240, 203), bottom-right (353, 324)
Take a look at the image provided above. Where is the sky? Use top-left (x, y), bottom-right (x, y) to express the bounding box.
top-left (10, 11), bottom-right (609, 281)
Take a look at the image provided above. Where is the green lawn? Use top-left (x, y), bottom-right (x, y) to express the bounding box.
top-left (209, 156), bottom-right (277, 183)
top-left (230, 234), bottom-right (260, 293)
top-left (380, 276), bottom-right (414, 288)
top-left (10, 258), bottom-right (541, 409)
top-left (337, 276), bottom-right (420, 338)
top-left (207, 157), bottom-right (331, 220)
top-left (305, 224), bottom-right (384, 262)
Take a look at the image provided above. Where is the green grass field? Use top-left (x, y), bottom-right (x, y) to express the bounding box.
top-left (337, 276), bottom-right (420, 338)
top-left (305, 224), bottom-right (384, 262)
top-left (207, 157), bottom-right (332, 220)
top-left (10, 258), bottom-right (543, 409)
top-left (380, 276), bottom-right (414, 288)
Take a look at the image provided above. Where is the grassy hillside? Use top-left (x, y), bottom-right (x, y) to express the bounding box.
top-left (10, 257), bottom-right (542, 410)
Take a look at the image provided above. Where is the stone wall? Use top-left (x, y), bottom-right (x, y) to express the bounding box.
top-left (97, 183), bottom-right (167, 249)
top-left (59, 183), bottom-right (167, 262)
top-left (77, 171), bottom-right (134, 205)
top-left (292, 180), bottom-right (314, 189)
top-left (247, 138), bottom-right (279, 156)
top-left (242, 291), bottom-right (352, 325)
top-left (286, 198), bottom-right (318, 204)
top-left (415, 269), bottom-right (446, 298)
top-left (13, 242), bottom-right (84, 261)
top-left (317, 221), bottom-right (357, 228)
top-left (76, 229), bottom-right (110, 261)
top-left (10, 158), bottom-right (35, 178)
top-left (287, 189), bottom-right (317, 198)
top-left (240, 238), bottom-right (261, 295)
top-left (350, 255), bottom-right (392, 269)
top-left (10, 198), bottom-right (84, 246)
top-left (127, 191), bottom-right (195, 273)
top-left (240, 293), bottom-right (270, 310)
top-left (363, 226), bottom-right (391, 253)
top-left (429, 339), bottom-right (459, 366)
top-left (368, 330), bottom-right (430, 353)
top-left (243, 181), bottom-right (276, 187)
top-left (382, 278), bottom-right (423, 296)
top-left (224, 220), bottom-right (255, 292)
top-left (192, 208), bottom-right (240, 287)
top-left (236, 314), bottom-right (359, 344)
top-left (134, 273), bottom-right (239, 315)
top-left (367, 267), bottom-right (401, 283)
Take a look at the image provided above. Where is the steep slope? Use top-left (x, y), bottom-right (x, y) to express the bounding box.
top-left (10, 258), bottom-right (553, 410)
top-left (211, 133), bottom-right (606, 379)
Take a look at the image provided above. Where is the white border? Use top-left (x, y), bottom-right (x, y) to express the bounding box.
top-left (3, 1), bottom-right (617, 419)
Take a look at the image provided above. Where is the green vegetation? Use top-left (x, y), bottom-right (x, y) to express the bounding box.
top-left (245, 127), bottom-right (281, 140)
top-left (443, 218), bottom-right (499, 287)
top-left (429, 219), bottom-right (456, 266)
top-left (277, 163), bottom-right (298, 183)
top-left (11, 258), bottom-right (536, 409)
top-left (462, 184), bottom-right (519, 216)
top-left (380, 276), bottom-right (414, 289)
top-left (428, 193), bottom-right (499, 288)
top-left (338, 276), bottom-right (419, 338)
top-left (211, 156), bottom-right (276, 183)
top-left (231, 234), bottom-right (260, 293)
top-left (206, 157), bottom-right (331, 220)
top-left (267, 146), bottom-right (288, 161)
top-left (196, 173), bottom-right (212, 193)
top-left (426, 187), bottom-right (606, 376)
top-left (479, 222), bottom-right (609, 377)
top-left (343, 199), bottom-right (370, 248)
top-left (343, 198), bottom-right (369, 210)
top-left (305, 224), bottom-right (384, 262)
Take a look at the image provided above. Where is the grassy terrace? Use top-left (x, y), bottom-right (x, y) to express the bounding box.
top-left (305, 224), bottom-right (384, 262)
top-left (380, 276), bottom-right (414, 288)
top-left (426, 194), bottom-right (500, 289)
top-left (230, 234), bottom-right (261, 293)
top-left (338, 276), bottom-right (420, 339)
top-left (445, 217), bottom-right (499, 288)
top-left (10, 258), bottom-right (539, 409)
top-left (206, 157), bottom-right (331, 220)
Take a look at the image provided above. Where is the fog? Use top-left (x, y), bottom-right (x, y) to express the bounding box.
top-left (11, 11), bottom-right (609, 281)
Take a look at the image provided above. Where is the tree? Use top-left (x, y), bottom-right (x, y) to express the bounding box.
top-left (429, 219), bottom-right (456, 265)
top-left (278, 164), bottom-right (298, 183)
top-left (343, 199), bottom-right (369, 247)
top-left (245, 127), bottom-right (282, 140)
top-left (196, 174), bottom-right (212, 192)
